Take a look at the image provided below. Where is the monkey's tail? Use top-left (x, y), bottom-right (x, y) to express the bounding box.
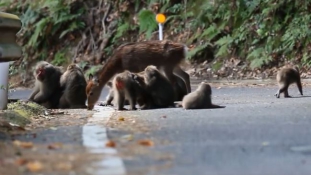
top-left (209, 104), bottom-right (226, 109)
top-left (183, 44), bottom-right (189, 58)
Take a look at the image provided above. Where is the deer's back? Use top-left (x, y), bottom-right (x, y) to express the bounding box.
top-left (115, 40), bottom-right (186, 72)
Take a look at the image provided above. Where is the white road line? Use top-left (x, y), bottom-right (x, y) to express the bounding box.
top-left (82, 105), bottom-right (126, 175)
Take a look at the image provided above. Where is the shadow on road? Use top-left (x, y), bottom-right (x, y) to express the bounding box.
top-left (279, 95), bottom-right (311, 99)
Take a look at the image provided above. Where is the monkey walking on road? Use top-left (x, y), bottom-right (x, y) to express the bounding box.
top-left (112, 71), bottom-right (150, 111)
top-left (275, 66), bottom-right (303, 98)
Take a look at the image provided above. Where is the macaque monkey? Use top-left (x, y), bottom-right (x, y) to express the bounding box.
top-left (181, 82), bottom-right (225, 109)
top-left (99, 81), bottom-right (134, 106)
top-left (28, 61), bottom-right (63, 108)
top-left (112, 71), bottom-right (150, 110)
top-left (143, 65), bottom-right (175, 108)
top-left (59, 64), bottom-right (87, 108)
top-left (101, 73), bottom-right (186, 106)
top-left (86, 40), bottom-right (190, 110)
top-left (275, 66), bottom-right (303, 98)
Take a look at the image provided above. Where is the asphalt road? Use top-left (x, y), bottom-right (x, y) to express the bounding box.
top-left (6, 83), bottom-right (311, 175)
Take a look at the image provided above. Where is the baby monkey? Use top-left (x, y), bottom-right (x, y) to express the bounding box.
top-left (112, 71), bottom-right (149, 110)
top-left (275, 66), bottom-right (303, 98)
top-left (181, 82), bottom-right (224, 109)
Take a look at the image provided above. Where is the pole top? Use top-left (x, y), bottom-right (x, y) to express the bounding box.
top-left (156, 13), bottom-right (166, 24)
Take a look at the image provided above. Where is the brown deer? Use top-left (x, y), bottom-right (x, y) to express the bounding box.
top-left (85, 40), bottom-right (191, 110)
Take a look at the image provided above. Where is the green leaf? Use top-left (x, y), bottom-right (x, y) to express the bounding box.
top-left (138, 9), bottom-right (158, 39)
top-left (28, 18), bottom-right (50, 47)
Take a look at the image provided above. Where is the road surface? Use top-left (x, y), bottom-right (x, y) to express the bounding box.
top-left (2, 80), bottom-right (311, 175)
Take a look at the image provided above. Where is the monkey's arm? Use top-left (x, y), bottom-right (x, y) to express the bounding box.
top-left (106, 94), bottom-right (114, 105)
top-left (60, 75), bottom-right (67, 88)
top-left (99, 94), bottom-right (114, 106)
top-left (28, 82), bottom-right (40, 100)
top-left (33, 89), bottom-right (52, 103)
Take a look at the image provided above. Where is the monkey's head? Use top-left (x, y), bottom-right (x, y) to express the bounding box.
top-left (293, 66), bottom-right (300, 73)
top-left (199, 82), bottom-right (212, 95)
top-left (86, 74), bottom-right (102, 110)
top-left (131, 72), bottom-right (145, 85)
top-left (67, 64), bottom-right (77, 71)
top-left (34, 61), bottom-right (50, 81)
top-left (144, 65), bottom-right (160, 78)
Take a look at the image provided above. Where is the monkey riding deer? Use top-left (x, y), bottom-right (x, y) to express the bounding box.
top-left (59, 64), bottom-right (87, 109)
top-left (28, 61), bottom-right (63, 109)
top-left (86, 40), bottom-right (190, 110)
top-left (180, 82), bottom-right (225, 109)
top-left (275, 66), bottom-right (303, 98)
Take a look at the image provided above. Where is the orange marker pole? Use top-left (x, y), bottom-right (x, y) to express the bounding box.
top-left (156, 14), bottom-right (166, 40)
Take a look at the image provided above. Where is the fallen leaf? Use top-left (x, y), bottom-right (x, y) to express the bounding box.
top-left (118, 117), bottom-right (125, 121)
top-left (138, 140), bottom-right (154, 147)
top-left (26, 161), bottom-right (43, 172)
top-left (13, 140), bottom-right (34, 149)
top-left (47, 143), bottom-right (63, 150)
top-left (105, 141), bottom-right (116, 147)
top-left (15, 158), bottom-right (28, 166)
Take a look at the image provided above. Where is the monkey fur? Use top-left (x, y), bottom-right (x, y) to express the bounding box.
top-left (59, 64), bottom-right (87, 109)
top-left (142, 65), bottom-right (175, 108)
top-left (85, 40), bottom-right (190, 110)
top-left (28, 61), bottom-right (63, 109)
top-left (181, 82), bottom-right (225, 109)
top-left (100, 71), bottom-right (186, 107)
top-left (112, 71), bottom-right (150, 110)
top-left (275, 66), bottom-right (303, 98)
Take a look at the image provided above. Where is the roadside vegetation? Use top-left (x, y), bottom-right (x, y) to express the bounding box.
top-left (1, 0), bottom-right (311, 82)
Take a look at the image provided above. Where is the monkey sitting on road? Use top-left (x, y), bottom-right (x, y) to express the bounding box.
top-left (112, 71), bottom-right (150, 111)
top-left (28, 61), bottom-right (63, 109)
top-left (275, 66), bottom-right (303, 98)
top-left (59, 64), bottom-right (87, 109)
top-left (181, 82), bottom-right (225, 109)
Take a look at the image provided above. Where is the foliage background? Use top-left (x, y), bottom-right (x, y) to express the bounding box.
top-left (2, 0), bottom-right (311, 82)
